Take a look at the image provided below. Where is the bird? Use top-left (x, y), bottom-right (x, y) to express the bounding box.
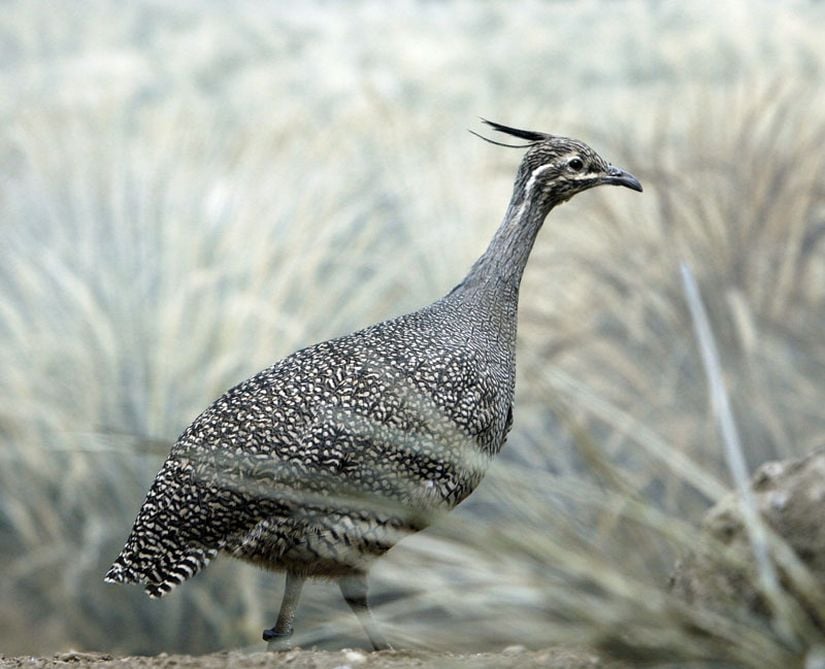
top-left (105, 119), bottom-right (642, 651)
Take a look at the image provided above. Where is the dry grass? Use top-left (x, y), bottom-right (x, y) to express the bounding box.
top-left (2, 1), bottom-right (825, 664)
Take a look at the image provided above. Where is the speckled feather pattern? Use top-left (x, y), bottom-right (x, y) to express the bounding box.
top-left (105, 127), bottom-right (640, 600)
top-left (106, 295), bottom-right (516, 597)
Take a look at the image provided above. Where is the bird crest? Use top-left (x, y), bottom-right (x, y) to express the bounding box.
top-left (469, 118), bottom-right (553, 149)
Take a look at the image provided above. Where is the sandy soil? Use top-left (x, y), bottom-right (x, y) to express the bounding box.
top-left (1, 647), bottom-right (628, 669)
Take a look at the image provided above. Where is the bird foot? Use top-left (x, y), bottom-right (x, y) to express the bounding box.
top-left (263, 627), bottom-right (293, 651)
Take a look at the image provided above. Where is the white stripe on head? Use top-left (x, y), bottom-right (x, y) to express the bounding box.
top-left (513, 163), bottom-right (555, 226)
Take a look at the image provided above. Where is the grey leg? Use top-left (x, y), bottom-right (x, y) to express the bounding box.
top-left (339, 573), bottom-right (391, 651)
top-left (264, 572), bottom-right (305, 648)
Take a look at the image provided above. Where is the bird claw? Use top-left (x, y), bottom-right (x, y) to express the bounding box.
top-left (261, 627), bottom-right (292, 645)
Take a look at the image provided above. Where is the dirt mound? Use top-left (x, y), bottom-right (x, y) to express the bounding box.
top-left (671, 448), bottom-right (825, 627)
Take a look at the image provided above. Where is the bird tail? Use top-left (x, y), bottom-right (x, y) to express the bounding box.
top-left (104, 458), bottom-right (220, 598)
top-left (105, 544), bottom-right (217, 598)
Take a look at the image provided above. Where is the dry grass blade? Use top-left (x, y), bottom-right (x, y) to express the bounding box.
top-left (680, 264), bottom-right (778, 582)
top-left (537, 365), bottom-right (728, 502)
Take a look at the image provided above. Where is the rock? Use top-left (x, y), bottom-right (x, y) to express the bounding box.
top-left (670, 448), bottom-right (825, 627)
top-left (342, 649), bottom-right (366, 664)
top-left (502, 645), bottom-right (526, 655)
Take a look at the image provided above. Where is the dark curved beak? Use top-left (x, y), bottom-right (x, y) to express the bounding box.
top-left (601, 165), bottom-right (643, 192)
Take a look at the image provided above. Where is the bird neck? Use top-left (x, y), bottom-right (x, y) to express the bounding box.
top-left (450, 181), bottom-right (555, 307)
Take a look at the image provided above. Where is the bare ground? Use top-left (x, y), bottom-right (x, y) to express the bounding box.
top-left (1, 648), bottom-right (628, 669)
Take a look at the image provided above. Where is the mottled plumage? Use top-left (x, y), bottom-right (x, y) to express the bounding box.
top-left (105, 121), bottom-right (642, 649)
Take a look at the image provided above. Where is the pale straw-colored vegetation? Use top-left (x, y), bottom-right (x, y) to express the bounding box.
top-left (2, 1), bottom-right (825, 664)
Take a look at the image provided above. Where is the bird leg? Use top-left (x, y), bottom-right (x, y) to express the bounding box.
top-left (264, 572), bottom-right (305, 649)
top-left (339, 573), bottom-right (391, 651)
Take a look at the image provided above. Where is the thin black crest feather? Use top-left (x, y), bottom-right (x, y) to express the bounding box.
top-left (481, 118), bottom-right (551, 142)
top-left (469, 118), bottom-right (552, 149)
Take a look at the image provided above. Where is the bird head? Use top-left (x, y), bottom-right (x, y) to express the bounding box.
top-left (472, 119), bottom-right (642, 210)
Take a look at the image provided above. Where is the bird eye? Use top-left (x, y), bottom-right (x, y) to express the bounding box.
top-left (568, 157), bottom-right (584, 172)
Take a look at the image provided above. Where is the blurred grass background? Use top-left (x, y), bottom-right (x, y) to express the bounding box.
top-left (2, 0), bottom-right (825, 663)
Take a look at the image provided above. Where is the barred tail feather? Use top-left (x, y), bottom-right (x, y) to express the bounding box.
top-left (103, 558), bottom-right (137, 584)
top-left (105, 545), bottom-right (217, 598)
top-left (143, 547), bottom-right (218, 598)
